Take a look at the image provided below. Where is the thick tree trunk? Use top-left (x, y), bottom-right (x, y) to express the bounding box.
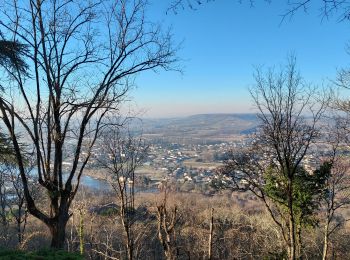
top-left (48, 208), bottom-right (70, 249)
top-left (49, 219), bottom-right (68, 249)
top-left (17, 220), bottom-right (22, 245)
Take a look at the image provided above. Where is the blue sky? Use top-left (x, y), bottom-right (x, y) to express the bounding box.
top-left (130, 1), bottom-right (350, 118)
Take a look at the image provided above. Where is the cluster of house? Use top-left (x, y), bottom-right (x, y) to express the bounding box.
top-left (139, 141), bottom-right (247, 190)
top-left (58, 138), bottom-right (344, 193)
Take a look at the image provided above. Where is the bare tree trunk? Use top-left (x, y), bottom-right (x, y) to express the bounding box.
top-left (121, 210), bottom-right (133, 260)
top-left (79, 208), bottom-right (84, 255)
top-left (15, 206), bottom-right (27, 245)
top-left (208, 208), bottom-right (214, 260)
top-left (127, 237), bottom-right (133, 260)
top-left (157, 201), bottom-right (178, 260)
top-left (297, 223), bottom-right (302, 259)
top-left (322, 221), bottom-right (329, 260)
top-left (288, 218), bottom-right (295, 260)
top-left (288, 182), bottom-right (296, 260)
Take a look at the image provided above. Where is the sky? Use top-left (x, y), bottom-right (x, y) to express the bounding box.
top-left (129, 1), bottom-right (350, 118)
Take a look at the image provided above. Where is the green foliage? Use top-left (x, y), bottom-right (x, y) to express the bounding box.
top-left (99, 207), bottom-right (119, 216)
top-left (0, 131), bottom-right (16, 164)
top-left (0, 249), bottom-right (83, 260)
top-left (0, 40), bottom-right (29, 74)
top-left (0, 128), bottom-right (30, 166)
top-left (264, 163), bottom-right (330, 227)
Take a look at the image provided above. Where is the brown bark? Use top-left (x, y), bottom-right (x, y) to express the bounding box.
top-left (0, 0), bottom-right (176, 250)
top-left (322, 222), bottom-right (329, 260)
top-left (121, 207), bottom-right (133, 260)
top-left (48, 210), bottom-right (70, 249)
top-left (288, 216), bottom-right (296, 260)
top-left (157, 201), bottom-right (178, 260)
top-left (208, 208), bottom-right (214, 260)
top-left (288, 181), bottom-right (296, 260)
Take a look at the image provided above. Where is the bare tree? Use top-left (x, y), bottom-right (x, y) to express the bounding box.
top-left (168, 0), bottom-right (350, 22)
top-left (99, 122), bottom-right (148, 260)
top-left (6, 165), bottom-right (30, 246)
top-left (0, 0), bottom-right (177, 249)
top-left (279, 0), bottom-right (350, 22)
top-left (0, 163), bottom-right (32, 248)
top-left (0, 131), bottom-right (30, 247)
top-left (335, 44), bottom-right (350, 99)
top-left (156, 184), bottom-right (180, 260)
top-left (321, 158), bottom-right (350, 260)
top-left (167, 0), bottom-right (254, 14)
top-left (222, 57), bottom-right (329, 260)
top-left (319, 119), bottom-right (350, 260)
top-left (0, 133), bottom-right (12, 226)
top-left (0, 166), bottom-right (10, 244)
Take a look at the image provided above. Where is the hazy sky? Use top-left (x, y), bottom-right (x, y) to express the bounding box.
top-left (130, 1), bottom-right (350, 118)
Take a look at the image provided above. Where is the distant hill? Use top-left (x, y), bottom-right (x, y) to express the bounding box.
top-left (140, 113), bottom-right (259, 142)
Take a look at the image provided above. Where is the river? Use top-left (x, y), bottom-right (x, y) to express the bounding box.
top-left (2, 168), bottom-right (158, 194)
top-left (79, 175), bottom-right (158, 193)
